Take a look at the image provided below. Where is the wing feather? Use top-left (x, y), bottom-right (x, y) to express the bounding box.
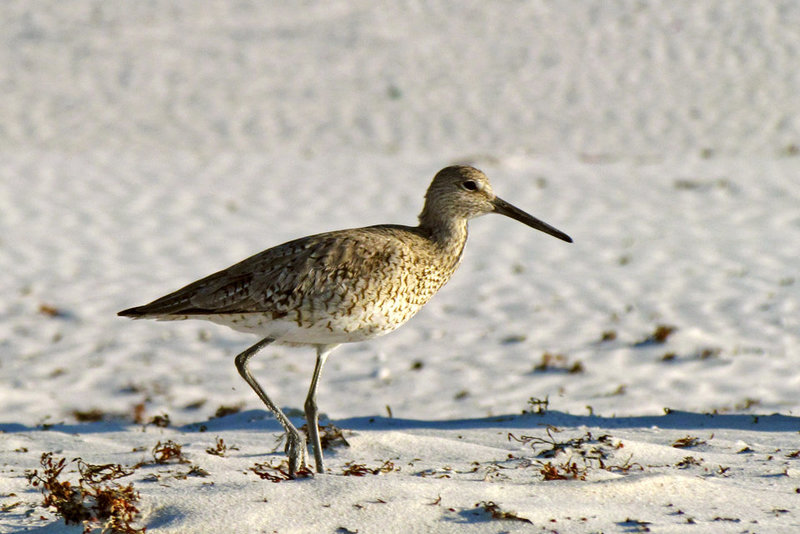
top-left (118, 226), bottom-right (425, 319)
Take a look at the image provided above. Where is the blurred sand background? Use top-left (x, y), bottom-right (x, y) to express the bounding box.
top-left (3, 1), bottom-right (799, 157)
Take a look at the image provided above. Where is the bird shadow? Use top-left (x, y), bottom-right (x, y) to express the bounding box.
top-left (191, 408), bottom-right (799, 435)
top-left (0, 409), bottom-right (796, 436)
top-left (335, 409), bottom-right (799, 433)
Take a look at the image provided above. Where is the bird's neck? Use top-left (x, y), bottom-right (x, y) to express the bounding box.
top-left (418, 210), bottom-right (469, 265)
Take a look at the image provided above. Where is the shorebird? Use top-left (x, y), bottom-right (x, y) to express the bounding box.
top-left (119, 165), bottom-right (572, 477)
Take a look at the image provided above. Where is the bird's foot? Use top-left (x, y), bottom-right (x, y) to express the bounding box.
top-left (285, 430), bottom-right (312, 478)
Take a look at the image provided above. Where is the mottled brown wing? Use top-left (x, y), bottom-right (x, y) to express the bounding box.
top-left (239, 228), bottom-right (408, 314)
top-left (118, 227), bottom-right (414, 318)
top-left (118, 236), bottom-right (320, 317)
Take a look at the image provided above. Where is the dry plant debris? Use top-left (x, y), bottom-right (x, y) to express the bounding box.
top-left (38, 303), bottom-right (69, 318)
top-left (509, 427), bottom-right (616, 459)
top-left (522, 396), bottom-right (550, 415)
top-left (152, 440), bottom-right (190, 464)
top-left (671, 435), bottom-right (707, 449)
top-left (299, 423), bottom-right (351, 450)
top-left (25, 453), bottom-right (143, 534)
top-left (675, 456), bottom-right (703, 469)
top-left (205, 437), bottom-right (238, 457)
top-left (619, 517), bottom-right (652, 532)
top-left (476, 501), bottom-right (532, 523)
top-left (250, 459), bottom-right (312, 482)
top-left (341, 460), bottom-right (397, 476)
top-left (509, 428), bottom-right (638, 477)
top-left (538, 460), bottom-right (587, 481)
top-left (214, 404), bottom-right (243, 418)
top-left (635, 324), bottom-right (677, 346)
top-left (600, 329), bottom-right (618, 341)
top-left (148, 413), bottom-right (171, 428)
top-left (72, 409), bottom-right (106, 423)
top-left (532, 352), bottom-right (585, 374)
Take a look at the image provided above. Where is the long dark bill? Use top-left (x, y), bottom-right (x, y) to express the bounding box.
top-left (492, 196), bottom-right (573, 243)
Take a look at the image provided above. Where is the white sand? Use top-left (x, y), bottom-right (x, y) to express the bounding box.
top-left (1, 2), bottom-right (799, 533)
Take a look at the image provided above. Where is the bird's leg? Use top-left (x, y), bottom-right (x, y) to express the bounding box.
top-left (234, 337), bottom-right (307, 478)
top-left (304, 344), bottom-right (338, 474)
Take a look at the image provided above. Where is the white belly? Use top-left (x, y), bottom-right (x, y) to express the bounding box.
top-left (200, 310), bottom-right (410, 345)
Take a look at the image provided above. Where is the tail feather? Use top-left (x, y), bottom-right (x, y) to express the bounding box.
top-left (117, 306), bottom-right (140, 317)
top-left (117, 293), bottom-right (197, 318)
top-left (117, 305), bottom-right (153, 318)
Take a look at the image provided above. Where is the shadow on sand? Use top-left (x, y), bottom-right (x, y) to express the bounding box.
top-left (3, 408), bottom-right (795, 435)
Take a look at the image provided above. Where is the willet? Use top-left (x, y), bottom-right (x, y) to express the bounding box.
top-left (119, 165), bottom-right (572, 477)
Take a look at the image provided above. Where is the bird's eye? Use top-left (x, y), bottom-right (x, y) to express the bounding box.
top-left (461, 180), bottom-right (478, 191)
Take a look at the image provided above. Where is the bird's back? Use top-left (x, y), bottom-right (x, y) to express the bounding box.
top-left (119, 224), bottom-right (466, 344)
